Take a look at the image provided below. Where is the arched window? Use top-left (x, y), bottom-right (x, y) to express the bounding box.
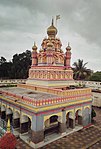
top-left (50, 115), bottom-right (58, 123)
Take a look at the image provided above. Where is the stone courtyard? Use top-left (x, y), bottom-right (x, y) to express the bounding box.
top-left (15, 107), bottom-right (101, 149)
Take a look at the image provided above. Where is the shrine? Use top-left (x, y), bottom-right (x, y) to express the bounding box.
top-left (27, 18), bottom-right (74, 87)
top-left (0, 19), bottom-right (92, 148)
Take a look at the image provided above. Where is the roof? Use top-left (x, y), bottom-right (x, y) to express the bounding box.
top-left (0, 87), bottom-right (59, 100)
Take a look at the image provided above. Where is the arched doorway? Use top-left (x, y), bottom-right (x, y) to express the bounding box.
top-left (20, 115), bottom-right (31, 134)
top-left (13, 111), bottom-right (20, 129)
top-left (75, 109), bottom-right (82, 126)
top-left (44, 115), bottom-right (59, 136)
top-left (66, 112), bottom-right (75, 129)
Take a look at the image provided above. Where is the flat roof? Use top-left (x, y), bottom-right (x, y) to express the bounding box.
top-left (0, 87), bottom-right (59, 100)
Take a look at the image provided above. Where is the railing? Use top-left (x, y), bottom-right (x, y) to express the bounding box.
top-left (75, 81), bottom-right (101, 90)
top-left (0, 79), bottom-right (26, 85)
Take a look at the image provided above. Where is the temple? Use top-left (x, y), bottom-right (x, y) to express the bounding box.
top-left (27, 19), bottom-right (74, 87)
top-left (0, 19), bottom-right (92, 148)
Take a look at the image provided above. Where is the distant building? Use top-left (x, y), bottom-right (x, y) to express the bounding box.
top-left (0, 19), bottom-right (92, 148)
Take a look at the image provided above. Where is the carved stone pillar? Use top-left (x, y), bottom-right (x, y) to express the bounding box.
top-left (13, 118), bottom-right (20, 129)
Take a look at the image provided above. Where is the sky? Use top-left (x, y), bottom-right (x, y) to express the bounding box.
top-left (0, 0), bottom-right (101, 71)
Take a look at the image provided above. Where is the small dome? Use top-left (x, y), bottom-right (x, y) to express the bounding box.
top-left (32, 42), bottom-right (37, 50)
top-left (66, 42), bottom-right (71, 51)
top-left (0, 133), bottom-right (16, 149)
top-left (47, 19), bottom-right (57, 37)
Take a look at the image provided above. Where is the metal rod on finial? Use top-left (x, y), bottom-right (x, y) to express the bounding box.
top-left (34, 41), bottom-right (36, 46)
top-left (52, 16), bottom-right (54, 26)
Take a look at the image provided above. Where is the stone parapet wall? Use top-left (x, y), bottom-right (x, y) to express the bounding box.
top-left (92, 92), bottom-right (101, 107)
top-left (16, 84), bottom-right (92, 107)
top-left (75, 81), bottom-right (101, 90)
top-left (75, 80), bottom-right (101, 107)
top-left (18, 84), bottom-right (91, 96)
top-left (0, 79), bottom-right (26, 85)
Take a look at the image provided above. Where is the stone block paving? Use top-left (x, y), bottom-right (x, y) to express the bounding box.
top-left (16, 138), bottom-right (33, 149)
top-left (88, 140), bottom-right (101, 149)
top-left (40, 126), bottom-right (101, 149)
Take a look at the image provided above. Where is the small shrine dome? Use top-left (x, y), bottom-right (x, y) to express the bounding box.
top-left (32, 42), bottom-right (37, 50)
top-left (47, 19), bottom-right (57, 37)
top-left (0, 132), bottom-right (17, 149)
top-left (66, 42), bottom-right (71, 51)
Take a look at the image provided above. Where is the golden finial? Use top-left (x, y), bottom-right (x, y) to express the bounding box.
top-left (32, 41), bottom-right (37, 50)
top-left (7, 118), bottom-right (11, 132)
top-left (66, 42), bottom-right (71, 51)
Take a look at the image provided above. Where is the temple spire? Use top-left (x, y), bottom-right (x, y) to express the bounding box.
top-left (32, 41), bottom-right (37, 51)
top-left (47, 18), bottom-right (57, 38)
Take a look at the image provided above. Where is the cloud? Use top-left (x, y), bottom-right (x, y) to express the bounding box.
top-left (0, 0), bottom-right (101, 71)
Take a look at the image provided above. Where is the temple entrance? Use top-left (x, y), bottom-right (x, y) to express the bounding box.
top-left (44, 115), bottom-right (59, 136)
top-left (75, 110), bottom-right (82, 126)
top-left (20, 115), bottom-right (31, 134)
top-left (66, 112), bottom-right (74, 129)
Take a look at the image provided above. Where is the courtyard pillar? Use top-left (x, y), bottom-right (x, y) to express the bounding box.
top-left (13, 118), bottom-right (20, 129)
top-left (83, 107), bottom-right (91, 127)
top-left (58, 110), bottom-right (66, 134)
top-left (20, 122), bottom-right (29, 133)
top-left (31, 115), bottom-right (44, 145)
top-left (78, 116), bottom-right (83, 125)
top-left (69, 118), bottom-right (75, 129)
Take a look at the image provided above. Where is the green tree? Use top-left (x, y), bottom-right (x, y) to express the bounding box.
top-left (73, 59), bottom-right (92, 80)
top-left (89, 71), bottom-right (101, 82)
top-left (0, 57), bottom-right (6, 65)
top-left (0, 57), bottom-right (13, 79)
top-left (0, 50), bottom-right (31, 79)
top-left (10, 50), bottom-right (31, 79)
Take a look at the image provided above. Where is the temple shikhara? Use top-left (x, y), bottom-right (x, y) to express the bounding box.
top-left (27, 18), bottom-right (74, 88)
top-left (0, 19), bottom-right (92, 148)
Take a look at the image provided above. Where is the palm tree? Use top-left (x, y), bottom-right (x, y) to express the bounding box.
top-left (73, 59), bottom-right (92, 80)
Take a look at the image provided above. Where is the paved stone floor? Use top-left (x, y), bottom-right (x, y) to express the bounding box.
top-left (16, 107), bottom-right (101, 149)
top-left (16, 138), bottom-right (33, 149)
